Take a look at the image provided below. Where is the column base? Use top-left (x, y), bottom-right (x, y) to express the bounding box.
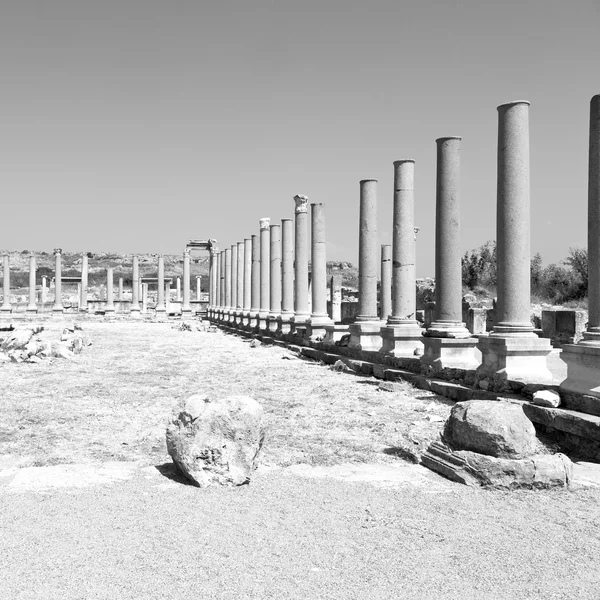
top-left (424, 321), bottom-right (472, 339)
top-left (52, 306), bottom-right (64, 314)
top-left (323, 323), bottom-right (350, 344)
top-left (181, 307), bottom-right (192, 319)
top-left (130, 308), bottom-right (141, 319)
top-left (420, 336), bottom-right (479, 371)
top-left (291, 313), bottom-right (310, 326)
top-left (349, 321), bottom-right (382, 351)
top-left (306, 315), bottom-right (333, 339)
top-left (476, 334), bottom-right (552, 384)
top-left (248, 311), bottom-right (259, 330)
top-left (105, 306), bottom-right (116, 315)
top-left (258, 311), bottom-right (269, 332)
top-left (267, 313), bottom-right (280, 333)
top-left (278, 313), bottom-right (294, 334)
top-left (379, 321), bottom-right (424, 357)
top-left (26, 306), bottom-right (38, 314)
top-left (559, 342), bottom-right (600, 398)
top-left (0, 305), bottom-right (12, 313)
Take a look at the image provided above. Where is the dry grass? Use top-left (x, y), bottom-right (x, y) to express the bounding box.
top-left (0, 319), bottom-right (453, 468)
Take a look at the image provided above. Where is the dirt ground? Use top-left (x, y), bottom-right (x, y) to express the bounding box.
top-left (1, 319), bottom-right (599, 599)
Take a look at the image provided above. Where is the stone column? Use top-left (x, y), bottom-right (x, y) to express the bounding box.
top-left (182, 249), bottom-right (192, 318)
top-left (156, 255), bottom-right (166, 315)
top-left (176, 277), bottom-right (181, 302)
top-left (166, 281), bottom-right (171, 314)
top-left (236, 241), bottom-right (244, 325)
top-left (380, 244), bottom-right (392, 321)
top-left (230, 244), bottom-right (238, 323)
top-left (26, 254), bottom-right (37, 313)
top-left (280, 219), bottom-right (294, 333)
top-left (561, 94), bottom-right (600, 396)
top-left (81, 254), bottom-right (89, 313)
top-left (258, 218), bottom-right (271, 331)
top-left (41, 276), bottom-right (47, 305)
top-left (1, 255), bottom-right (11, 313)
top-left (249, 234), bottom-right (260, 329)
top-left (330, 274), bottom-right (342, 323)
top-left (119, 277), bottom-right (124, 301)
top-left (242, 238), bottom-right (252, 327)
top-left (350, 179), bottom-right (382, 350)
top-left (421, 137), bottom-right (477, 371)
top-left (219, 250), bottom-right (225, 321)
top-left (105, 268), bottom-right (115, 314)
top-left (52, 248), bottom-right (64, 313)
top-left (225, 247), bottom-right (232, 321)
top-left (307, 203), bottom-right (333, 337)
top-left (267, 223), bottom-right (282, 333)
top-left (197, 276), bottom-right (202, 301)
top-left (380, 161), bottom-right (423, 356)
top-left (293, 195), bottom-right (310, 327)
top-left (131, 255), bottom-right (141, 316)
top-left (142, 283), bottom-right (148, 313)
top-left (209, 250), bottom-right (217, 313)
top-left (477, 101), bottom-right (551, 384)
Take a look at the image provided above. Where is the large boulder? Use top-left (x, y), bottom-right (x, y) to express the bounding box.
top-left (166, 394), bottom-right (266, 488)
top-left (443, 400), bottom-right (537, 459)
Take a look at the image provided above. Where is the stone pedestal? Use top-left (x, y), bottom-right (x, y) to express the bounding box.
top-left (380, 161), bottom-right (423, 356)
top-left (349, 321), bottom-right (382, 350)
top-left (26, 255), bottom-right (37, 313)
top-left (421, 338), bottom-right (479, 371)
top-left (293, 195), bottom-right (310, 327)
top-left (561, 95), bottom-right (600, 397)
top-left (477, 101), bottom-right (552, 383)
top-left (323, 323), bottom-right (350, 344)
top-left (52, 249), bottom-right (64, 313)
top-left (258, 218), bottom-right (270, 331)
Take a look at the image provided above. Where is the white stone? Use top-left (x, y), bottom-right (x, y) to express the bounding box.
top-left (533, 390), bottom-right (561, 408)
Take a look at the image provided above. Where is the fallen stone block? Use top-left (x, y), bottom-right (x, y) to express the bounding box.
top-left (166, 394), bottom-right (266, 488)
top-left (533, 390), bottom-right (561, 408)
top-left (443, 400), bottom-right (538, 459)
top-left (1, 329), bottom-right (35, 352)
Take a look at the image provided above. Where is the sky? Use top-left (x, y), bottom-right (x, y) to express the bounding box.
top-left (0, 0), bottom-right (598, 277)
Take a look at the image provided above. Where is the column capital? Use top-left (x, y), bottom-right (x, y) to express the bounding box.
top-left (53, 248), bottom-right (62, 255)
top-left (183, 248), bottom-right (190, 257)
top-left (294, 195), bottom-right (308, 213)
top-left (497, 100), bottom-right (530, 111)
top-left (436, 136), bottom-right (462, 143)
top-left (259, 217), bottom-right (271, 230)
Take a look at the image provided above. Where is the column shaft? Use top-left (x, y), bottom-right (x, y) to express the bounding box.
top-left (259, 218), bottom-right (270, 324)
top-left (588, 95), bottom-right (600, 334)
top-left (53, 249), bottom-right (63, 312)
top-left (197, 276), bottom-right (202, 301)
top-left (380, 244), bottom-right (392, 320)
top-left (250, 235), bottom-right (260, 317)
top-left (182, 250), bottom-right (191, 314)
top-left (236, 242), bottom-right (244, 311)
top-left (81, 254), bottom-right (89, 312)
top-left (243, 239), bottom-right (252, 311)
top-left (310, 203), bottom-right (328, 318)
top-left (230, 245), bottom-right (237, 312)
top-left (119, 277), bottom-right (124, 301)
top-left (106, 268), bottom-right (115, 313)
top-left (131, 256), bottom-right (140, 313)
top-left (27, 255), bottom-right (37, 312)
top-left (225, 247), bottom-right (232, 310)
top-left (281, 219), bottom-right (294, 315)
top-left (293, 195), bottom-right (310, 322)
top-left (156, 255), bottom-right (166, 313)
top-left (269, 224), bottom-right (282, 320)
top-left (357, 179), bottom-right (379, 320)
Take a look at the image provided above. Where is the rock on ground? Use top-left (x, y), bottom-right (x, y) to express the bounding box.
top-left (443, 400), bottom-right (538, 459)
top-left (166, 394), bottom-right (266, 488)
top-left (533, 389), bottom-right (561, 408)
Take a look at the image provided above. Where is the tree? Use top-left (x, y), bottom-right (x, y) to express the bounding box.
top-left (563, 247), bottom-right (588, 292)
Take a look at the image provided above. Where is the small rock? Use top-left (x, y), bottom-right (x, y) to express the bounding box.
top-left (428, 415), bottom-right (445, 423)
top-left (335, 334), bottom-right (351, 347)
top-left (51, 342), bottom-right (73, 359)
top-left (249, 339), bottom-right (262, 348)
top-left (71, 337), bottom-right (84, 355)
top-left (533, 390), bottom-right (561, 408)
top-left (332, 360), bottom-right (351, 372)
top-left (478, 379), bottom-right (490, 391)
top-left (1, 329), bottom-right (35, 352)
top-left (27, 355), bottom-right (42, 363)
top-left (413, 347), bottom-right (423, 356)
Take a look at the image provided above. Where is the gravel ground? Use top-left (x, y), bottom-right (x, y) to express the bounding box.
top-left (0, 319), bottom-right (599, 599)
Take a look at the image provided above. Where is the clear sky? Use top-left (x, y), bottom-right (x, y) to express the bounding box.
top-left (1, 0), bottom-right (598, 276)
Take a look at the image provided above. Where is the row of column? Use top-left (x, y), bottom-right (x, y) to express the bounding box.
top-left (210, 197), bottom-right (333, 337)
top-left (0, 251), bottom-right (205, 316)
top-left (209, 100), bottom-right (564, 386)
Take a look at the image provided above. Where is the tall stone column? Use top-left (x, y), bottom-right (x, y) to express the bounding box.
top-left (242, 238), bottom-right (252, 327)
top-left (561, 94), bottom-right (600, 397)
top-left (477, 101), bottom-right (551, 384)
top-left (280, 219), bottom-right (294, 333)
top-left (307, 203), bottom-right (333, 337)
top-left (330, 274), bottom-right (342, 323)
top-left (119, 277), bottom-right (124, 301)
top-left (197, 276), bottom-right (202, 301)
top-left (380, 244), bottom-right (392, 321)
top-left (176, 277), bottom-right (181, 302)
top-left (156, 255), bottom-right (166, 315)
top-left (81, 254), bottom-right (89, 313)
top-left (182, 249), bottom-right (192, 318)
top-left (267, 223), bottom-right (282, 333)
top-left (380, 161), bottom-right (423, 356)
top-left (41, 276), bottom-right (47, 305)
top-left (350, 179), bottom-right (382, 350)
top-left (166, 281), bottom-right (171, 314)
top-left (225, 247), bottom-right (232, 321)
top-left (26, 254), bottom-right (37, 313)
top-left (258, 218), bottom-right (270, 331)
top-left (219, 250), bottom-right (225, 320)
top-left (1, 255), bottom-right (10, 313)
top-left (209, 250), bottom-right (217, 313)
top-left (236, 241), bottom-right (244, 325)
top-left (52, 248), bottom-right (64, 313)
top-left (105, 268), bottom-right (115, 314)
top-left (230, 244), bottom-right (237, 323)
top-left (131, 255), bottom-right (141, 316)
top-left (421, 137), bottom-right (477, 371)
top-left (293, 195), bottom-right (310, 327)
top-left (249, 234), bottom-right (260, 329)
top-left (142, 283), bottom-right (148, 313)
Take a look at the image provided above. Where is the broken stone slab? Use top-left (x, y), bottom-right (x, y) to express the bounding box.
top-left (421, 441), bottom-right (572, 489)
top-left (533, 389), bottom-right (561, 408)
top-left (1, 329), bottom-right (35, 352)
top-left (443, 400), bottom-right (538, 459)
top-left (166, 394), bottom-right (266, 488)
